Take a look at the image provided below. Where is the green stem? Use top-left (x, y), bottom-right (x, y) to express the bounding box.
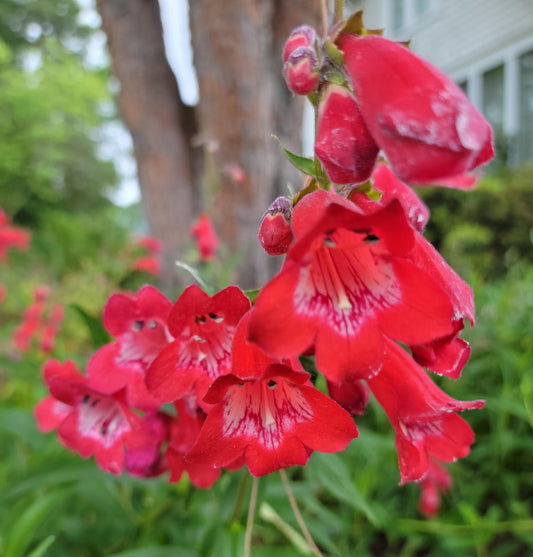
top-left (243, 476), bottom-right (259, 557)
top-left (280, 469), bottom-right (324, 557)
top-left (334, 0), bottom-right (344, 23)
top-left (320, 0), bottom-right (329, 37)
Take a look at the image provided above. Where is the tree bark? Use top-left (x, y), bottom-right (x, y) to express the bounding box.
top-left (98, 0), bottom-right (320, 291)
top-left (97, 0), bottom-right (200, 290)
top-left (189, 0), bottom-right (320, 289)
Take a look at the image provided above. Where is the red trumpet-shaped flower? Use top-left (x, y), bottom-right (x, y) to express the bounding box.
top-left (186, 314), bottom-right (357, 477)
top-left (87, 285), bottom-right (173, 411)
top-left (191, 213), bottom-right (219, 261)
top-left (35, 359), bottom-right (156, 474)
top-left (418, 459), bottom-right (452, 517)
top-left (367, 340), bottom-right (483, 484)
top-left (166, 399), bottom-right (221, 488)
top-left (315, 84), bottom-right (379, 185)
top-left (350, 164), bottom-right (430, 233)
top-left (248, 189), bottom-right (459, 383)
top-left (146, 285), bottom-right (251, 404)
top-left (337, 34), bottom-right (493, 185)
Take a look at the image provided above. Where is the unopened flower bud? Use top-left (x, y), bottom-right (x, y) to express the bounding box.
top-left (282, 25), bottom-right (316, 63)
top-left (283, 47), bottom-right (319, 96)
top-left (315, 83), bottom-right (379, 184)
top-left (258, 197), bottom-right (293, 256)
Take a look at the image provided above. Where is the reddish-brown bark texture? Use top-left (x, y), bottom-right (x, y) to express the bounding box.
top-left (97, 0), bottom-right (319, 289)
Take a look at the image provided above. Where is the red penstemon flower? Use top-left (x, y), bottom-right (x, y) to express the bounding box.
top-left (366, 339), bottom-right (483, 483)
top-left (145, 285), bottom-right (251, 404)
top-left (166, 399), bottom-right (221, 488)
top-left (36, 359), bottom-right (156, 474)
top-left (186, 313), bottom-right (358, 477)
top-left (248, 188), bottom-right (458, 383)
top-left (87, 285), bottom-right (172, 411)
top-left (418, 459), bottom-right (452, 517)
top-left (315, 83), bottom-right (379, 185)
top-left (337, 33), bottom-right (493, 185)
top-left (191, 213), bottom-right (219, 261)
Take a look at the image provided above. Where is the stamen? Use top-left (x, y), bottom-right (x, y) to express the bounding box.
top-left (132, 320), bottom-right (144, 331)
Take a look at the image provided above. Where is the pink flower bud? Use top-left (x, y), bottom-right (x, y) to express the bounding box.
top-left (283, 46), bottom-right (319, 96)
top-left (315, 84), bottom-right (379, 184)
top-left (258, 197), bottom-right (293, 256)
top-left (282, 25), bottom-right (316, 63)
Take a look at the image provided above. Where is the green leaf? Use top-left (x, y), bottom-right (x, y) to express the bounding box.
top-left (272, 136), bottom-right (315, 176)
top-left (259, 502), bottom-right (312, 555)
top-left (244, 288), bottom-right (260, 304)
top-left (69, 303), bottom-right (111, 349)
top-left (106, 548), bottom-right (197, 557)
top-left (26, 535), bottom-right (56, 557)
top-left (3, 491), bottom-right (68, 557)
top-left (309, 452), bottom-right (379, 526)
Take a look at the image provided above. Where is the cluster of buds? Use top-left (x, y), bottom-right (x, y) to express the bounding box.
top-left (131, 234), bottom-right (163, 277)
top-left (13, 285), bottom-right (64, 353)
top-left (36, 10), bottom-right (493, 517)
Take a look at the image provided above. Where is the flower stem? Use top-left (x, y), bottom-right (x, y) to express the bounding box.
top-left (243, 476), bottom-right (259, 557)
top-left (279, 469), bottom-right (324, 557)
top-left (320, 0), bottom-right (329, 37)
top-left (334, 0), bottom-right (344, 24)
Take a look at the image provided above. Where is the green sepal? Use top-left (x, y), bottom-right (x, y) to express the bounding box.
top-left (348, 180), bottom-right (382, 202)
top-left (292, 177), bottom-right (320, 206)
top-left (273, 135), bottom-right (316, 176)
top-left (244, 288), bottom-right (260, 304)
top-left (323, 39), bottom-right (344, 66)
top-left (341, 10), bottom-right (365, 36)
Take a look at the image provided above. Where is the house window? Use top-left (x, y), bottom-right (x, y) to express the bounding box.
top-left (518, 50), bottom-right (533, 163)
top-left (482, 65), bottom-right (504, 136)
top-left (458, 81), bottom-right (468, 95)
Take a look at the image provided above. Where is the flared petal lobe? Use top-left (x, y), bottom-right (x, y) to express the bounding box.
top-left (146, 285), bottom-right (250, 403)
top-left (367, 340), bottom-right (483, 483)
top-left (187, 364), bottom-right (357, 477)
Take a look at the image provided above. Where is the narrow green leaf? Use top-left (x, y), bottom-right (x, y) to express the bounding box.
top-left (259, 502), bottom-right (312, 555)
top-left (272, 136), bottom-right (316, 177)
top-left (3, 491), bottom-right (68, 557)
top-left (26, 535), bottom-right (56, 557)
top-left (309, 452), bottom-right (379, 526)
top-left (106, 547), bottom-right (197, 557)
top-left (69, 303), bottom-right (111, 349)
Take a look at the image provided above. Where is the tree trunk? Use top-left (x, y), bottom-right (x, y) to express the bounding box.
top-left (189, 0), bottom-right (320, 289)
top-left (98, 0), bottom-right (320, 291)
top-left (97, 0), bottom-right (200, 290)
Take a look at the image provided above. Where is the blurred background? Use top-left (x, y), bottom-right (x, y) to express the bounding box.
top-left (0, 0), bottom-right (532, 555)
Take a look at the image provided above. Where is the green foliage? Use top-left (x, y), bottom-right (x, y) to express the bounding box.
top-left (1, 264), bottom-right (532, 556)
top-left (420, 164), bottom-right (533, 280)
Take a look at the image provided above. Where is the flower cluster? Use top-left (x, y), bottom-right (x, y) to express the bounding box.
top-left (13, 285), bottom-right (64, 353)
top-left (132, 234), bottom-right (163, 277)
top-left (0, 207), bottom-right (31, 302)
top-left (35, 12), bottom-right (492, 511)
top-left (191, 213), bottom-right (219, 262)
